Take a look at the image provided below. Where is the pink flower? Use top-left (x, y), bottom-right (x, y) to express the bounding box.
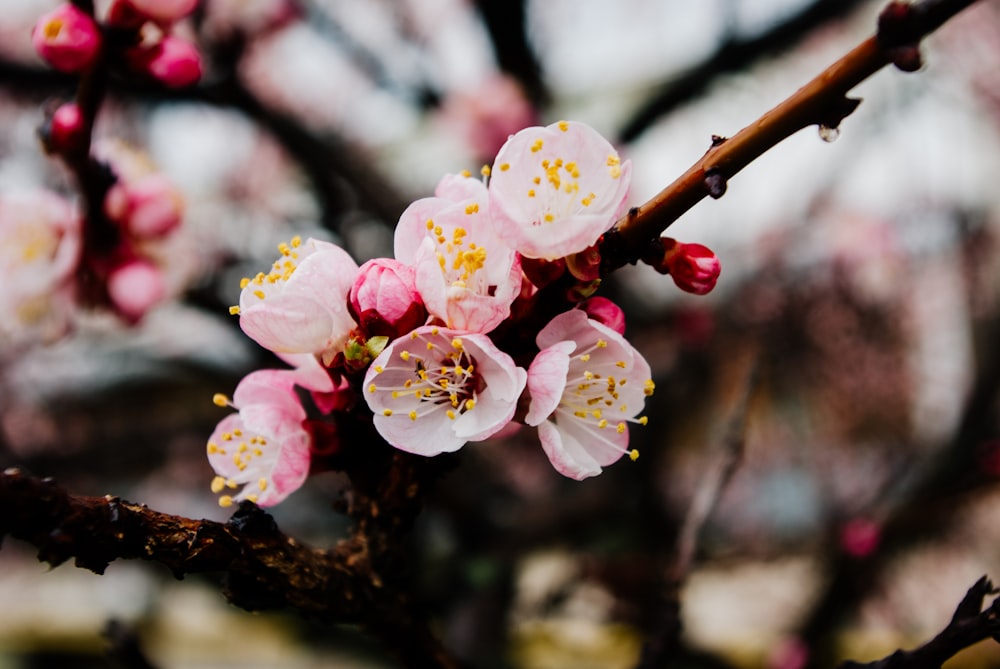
top-left (0, 192), bottom-right (82, 345)
top-left (395, 174), bottom-right (521, 334)
top-left (207, 369), bottom-right (311, 507)
top-left (126, 36), bottom-right (202, 88)
top-left (104, 173), bottom-right (184, 238)
top-left (364, 326), bottom-right (527, 456)
top-left (119, 0), bottom-right (199, 25)
top-left (525, 309), bottom-right (654, 480)
top-left (31, 4), bottom-right (101, 73)
top-left (438, 74), bottom-right (538, 159)
top-left (236, 236), bottom-right (359, 361)
top-left (107, 259), bottom-right (166, 321)
top-left (651, 238), bottom-right (722, 295)
top-left (349, 258), bottom-right (427, 339)
top-left (488, 121), bottom-right (631, 260)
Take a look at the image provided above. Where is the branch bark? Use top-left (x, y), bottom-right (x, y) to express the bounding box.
top-left (0, 463), bottom-right (461, 669)
top-left (839, 576), bottom-right (1000, 669)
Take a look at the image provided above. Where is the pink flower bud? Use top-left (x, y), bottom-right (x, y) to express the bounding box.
top-left (105, 174), bottom-right (183, 238)
top-left (107, 259), bottom-right (166, 321)
top-left (46, 102), bottom-right (86, 155)
top-left (127, 36), bottom-right (202, 88)
top-left (349, 258), bottom-right (427, 338)
top-left (122, 0), bottom-right (199, 24)
top-left (652, 238), bottom-right (722, 295)
top-left (580, 296), bottom-right (625, 335)
top-left (32, 4), bottom-right (101, 73)
top-left (839, 518), bottom-right (881, 558)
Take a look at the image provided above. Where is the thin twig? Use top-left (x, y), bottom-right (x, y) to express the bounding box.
top-left (601, 0), bottom-right (981, 270)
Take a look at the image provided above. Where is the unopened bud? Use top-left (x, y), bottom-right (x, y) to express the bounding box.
top-left (126, 35), bottom-right (202, 88)
top-left (32, 3), bottom-right (102, 73)
top-left (646, 237), bottom-right (721, 295)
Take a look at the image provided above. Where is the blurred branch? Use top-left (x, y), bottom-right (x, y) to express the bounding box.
top-left (471, 0), bottom-right (549, 106)
top-left (0, 53), bottom-right (409, 239)
top-left (838, 576), bottom-right (1000, 669)
top-left (0, 460), bottom-right (462, 669)
top-left (600, 0), bottom-right (980, 271)
top-left (636, 355), bottom-right (757, 669)
top-left (618, 0), bottom-right (872, 143)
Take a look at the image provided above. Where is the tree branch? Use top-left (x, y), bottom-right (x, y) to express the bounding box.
top-left (839, 576), bottom-right (1000, 669)
top-left (618, 0), bottom-right (872, 143)
top-left (0, 464), bottom-right (461, 669)
top-left (600, 0), bottom-right (981, 272)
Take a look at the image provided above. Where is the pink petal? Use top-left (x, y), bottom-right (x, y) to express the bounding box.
top-left (524, 340), bottom-right (574, 426)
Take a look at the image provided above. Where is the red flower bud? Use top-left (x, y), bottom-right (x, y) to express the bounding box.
top-left (650, 238), bottom-right (721, 295)
top-left (46, 102), bottom-right (86, 155)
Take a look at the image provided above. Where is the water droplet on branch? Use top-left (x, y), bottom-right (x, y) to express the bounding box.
top-left (818, 125), bottom-right (840, 143)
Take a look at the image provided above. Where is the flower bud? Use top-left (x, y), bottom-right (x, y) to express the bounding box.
top-left (349, 258), bottom-right (427, 338)
top-left (580, 296), bottom-right (625, 335)
top-left (46, 102), bottom-right (86, 155)
top-left (105, 173), bottom-right (183, 238)
top-left (32, 4), bottom-right (101, 73)
top-left (649, 238), bottom-right (721, 295)
top-left (107, 259), bottom-right (166, 321)
top-left (126, 35), bottom-right (202, 88)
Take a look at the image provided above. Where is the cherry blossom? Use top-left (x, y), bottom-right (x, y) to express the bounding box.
top-left (364, 326), bottom-right (526, 456)
top-left (236, 236), bottom-right (359, 362)
top-left (488, 121), bottom-right (631, 260)
top-left (525, 309), bottom-right (653, 480)
top-left (207, 369), bottom-right (311, 507)
top-left (31, 3), bottom-right (102, 73)
top-left (0, 192), bottom-right (82, 346)
top-left (395, 174), bottom-right (520, 334)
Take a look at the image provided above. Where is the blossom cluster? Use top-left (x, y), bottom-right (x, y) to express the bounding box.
top-left (1, 3), bottom-right (201, 344)
top-left (32, 1), bottom-right (202, 88)
top-left (208, 121), bottom-right (721, 507)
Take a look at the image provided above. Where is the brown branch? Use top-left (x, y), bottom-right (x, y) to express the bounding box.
top-left (839, 576), bottom-right (1000, 669)
top-left (0, 465), bottom-right (461, 669)
top-left (600, 0), bottom-right (981, 271)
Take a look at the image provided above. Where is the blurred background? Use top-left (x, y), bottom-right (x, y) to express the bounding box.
top-left (2, 0), bottom-right (1000, 667)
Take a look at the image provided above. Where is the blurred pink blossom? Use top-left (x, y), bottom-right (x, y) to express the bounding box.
top-left (106, 259), bottom-right (166, 321)
top-left (105, 173), bottom-right (184, 238)
top-left (0, 192), bottom-right (81, 346)
top-left (439, 74), bottom-right (538, 159)
top-left (126, 35), bottom-right (202, 88)
top-left (31, 3), bottom-right (101, 73)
